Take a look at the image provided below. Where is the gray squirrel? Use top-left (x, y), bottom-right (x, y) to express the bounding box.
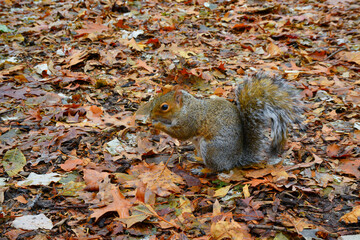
top-left (141, 72), bottom-right (302, 172)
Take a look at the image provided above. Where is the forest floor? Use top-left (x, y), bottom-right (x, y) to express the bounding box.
top-left (0, 0), bottom-right (360, 239)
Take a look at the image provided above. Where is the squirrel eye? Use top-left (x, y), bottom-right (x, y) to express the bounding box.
top-left (160, 103), bottom-right (169, 111)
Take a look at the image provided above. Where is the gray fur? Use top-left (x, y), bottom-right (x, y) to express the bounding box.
top-left (151, 73), bottom-right (302, 171)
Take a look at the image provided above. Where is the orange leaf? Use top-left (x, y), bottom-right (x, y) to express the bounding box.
top-left (15, 195), bottom-right (28, 204)
top-left (326, 143), bottom-right (341, 158)
top-left (75, 22), bottom-right (109, 35)
top-left (89, 105), bottom-right (103, 117)
top-left (336, 51), bottom-right (360, 65)
top-left (83, 169), bottom-right (109, 191)
top-left (214, 88), bottom-right (225, 97)
top-left (90, 185), bottom-right (132, 222)
top-left (211, 216), bottom-right (253, 240)
top-left (336, 159), bottom-right (360, 179)
top-left (136, 59), bottom-right (155, 73)
top-left (267, 42), bottom-right (282, 57)
top-left (340, 205), bottom-right (360, 224)
top-left (59, 158), bottom-right (83, 171)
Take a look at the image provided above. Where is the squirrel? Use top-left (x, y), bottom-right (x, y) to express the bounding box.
top-left (139, 72), bottom-right (302, 172)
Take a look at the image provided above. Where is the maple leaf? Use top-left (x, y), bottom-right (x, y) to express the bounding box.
top-left (90, 185), bottom-right (132, 222)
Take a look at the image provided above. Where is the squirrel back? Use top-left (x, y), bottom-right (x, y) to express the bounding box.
top-left (143, 73), bottom-right (302, 171)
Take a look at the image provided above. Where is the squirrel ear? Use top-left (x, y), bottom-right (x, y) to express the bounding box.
top-left (174, 89), bottom-right (183, 105)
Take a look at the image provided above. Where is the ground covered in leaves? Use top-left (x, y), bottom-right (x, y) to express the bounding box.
top-left (0, 0), bottom-right (360, 239)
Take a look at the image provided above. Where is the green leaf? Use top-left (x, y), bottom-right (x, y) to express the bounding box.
top-left (2, 148), bottom-right (26, 177)
top-left (0, 24), bottom-right (12, 33)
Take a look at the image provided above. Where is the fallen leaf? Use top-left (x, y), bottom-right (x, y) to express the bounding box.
top-left (213, 199), bottom-right (222, 216)
top-left (15, 195), bottom-right (28, 204)
top-left (267, 42), bottom-right (282, 57)
top-left (75, 22), bottom-right (109, 35)
top-left (88, 105), bottom-right (103, 118)
top-left (117, 204), bottom-right (151, 228)
top-left (211, 216), bottom-right (253, 240)
top-left (59, 158), bottom-right (83, 171)
top-left (128, 38), bottom-right (144, 51)
top-left (2, 148), bottom-right (26, 177)
top-left (336, 159), bottom-right (360, 179)
top-left (136, 59), bottom-right (155, 73)
top-left (12, 214), bottom-right (53, 230)
top-left (339, 205), bottom-right (360, 224)
top-left (83, 169), bottom-right (109, 191)
top-left (336, 51), bottom-right (360, 65)
top-left (214, 185), bottom-right (231, 198)
top-left (17, 173), bottom-right (62, 186)
top-left (243, 184), bottom-right (250, 198)
top-left (90, 185), bottom-right (132, 221)
top-left (326, 143), bottom-right (341, 158)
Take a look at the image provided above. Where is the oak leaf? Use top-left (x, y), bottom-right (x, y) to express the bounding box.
top-left (90, 185), bottom-right (131, 222)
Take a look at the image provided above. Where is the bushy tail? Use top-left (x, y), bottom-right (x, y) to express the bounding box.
top-left (236, 72), bottom-right (302, 164)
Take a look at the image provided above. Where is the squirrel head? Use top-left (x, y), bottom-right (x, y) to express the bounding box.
top-left (150, 89), bottom-right (184, 125)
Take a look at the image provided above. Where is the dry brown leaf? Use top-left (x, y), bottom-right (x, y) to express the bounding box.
top-left (15, 195), bottom-right (28, 204)
top-left (339, 205), bottom-right (360, 224)
top-left (279, 213), bottom-right (315, 233)
top-left (89, 105), bottom-right (103, 118)
top-left (213, 199), bottom-right (222, 216)
top-left (336, 51), bottom-right (360, 65)
top-left (266, 42), bottom-right (282, 57)
top-left (243, 178), bottom-right (269, 187)
top-left (136, 59), bottom-right (155, 73)
top-left (90, 185), bottom-right (132, 222)
top-left (214, 185), bottom-right (231, 198)
top-left (128, 38), bottom-right (144, 51)
top-left (59, 158), bottom-right (83, 171)
top-left (326, 143), bottom-right (341, 158)
top-left (244, 166), bottom-right (276, 178)
top-left (75, 22), bottom-right (109, 35)
top-left (131, 162), bottom-right (185, 197)
top-left (211, 216), bottom-right (253, 240)
top-left (83, 169), bottom-right (109, 191)
top-left (243, 184), bottom-right (250, 198)
top-left (336, 159), bottom-right (360, 179)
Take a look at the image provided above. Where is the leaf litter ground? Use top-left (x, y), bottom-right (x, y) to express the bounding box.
top-left (0, 0), bottom-right (359, 239)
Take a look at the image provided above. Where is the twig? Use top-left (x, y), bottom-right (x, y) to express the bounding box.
top-left (248, 224), bottom-right (287, 231)
top-left (325, 47), bottom-right (346, 60)
top-left (156, 148), bottom-right (175, 182)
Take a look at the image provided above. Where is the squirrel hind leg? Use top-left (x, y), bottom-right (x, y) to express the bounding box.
top-left (198, 138), bottom-right (240, 172)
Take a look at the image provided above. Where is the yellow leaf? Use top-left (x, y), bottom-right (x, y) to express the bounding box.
top-left (214, 185), bottom-right (231, 198)
top-left (128, 38), bottom-right (144, 51)
top-left (213, 199), bottom-right (222, 216)
top-left (2, 148), bottom-right (26, 177)
top-left (243, 184), bottom-right (250, 198)
top-left (211, 217), bottom-right (252, 240)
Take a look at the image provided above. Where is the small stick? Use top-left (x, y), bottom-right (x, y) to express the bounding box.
top-left (325, 47), bottom-right (346, 60)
